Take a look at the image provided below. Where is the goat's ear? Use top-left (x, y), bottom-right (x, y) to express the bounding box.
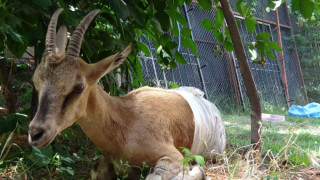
top-left (56, 25), bottom-right (68, 56)
top-left (84, 44), bottom-right (132, 84)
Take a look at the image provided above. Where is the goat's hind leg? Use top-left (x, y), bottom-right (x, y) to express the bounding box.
top-left (146, 149), bottom-right (205, 180)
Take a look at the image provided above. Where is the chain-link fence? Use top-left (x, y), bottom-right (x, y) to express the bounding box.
top-left (233, 19), bottom-right (287, 109)
top-left (138, 1), bottom-right (307, 112)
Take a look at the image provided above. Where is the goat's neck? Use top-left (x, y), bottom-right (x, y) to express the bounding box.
top-left (77, 84), bottom-right (127, 154)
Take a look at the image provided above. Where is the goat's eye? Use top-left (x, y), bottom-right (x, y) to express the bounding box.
top-left (73, 85), bottom-right (84, 94)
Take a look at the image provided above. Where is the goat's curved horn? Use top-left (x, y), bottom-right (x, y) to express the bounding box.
top-left (46, 8), bottom-right (63, 53)
top-left (66, 9), bottom-right (100, 58)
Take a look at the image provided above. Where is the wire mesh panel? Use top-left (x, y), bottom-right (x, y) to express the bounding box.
top-left (270, 25), bottom-right (306, 104)
top-left (185, 3), bottom-right (239, 110)
top-left (277, 3), bottom-right (290, 26)
top-left (139, 32), bottom-right (204, 91)
top-left (232, 19), bottom-right (287, 108)
top-left (137, 0), bottom-right (305, 111)
top-left (229, 0), bottom-right (276, 22)
top-left (280, 28), bottom-right (305, 104)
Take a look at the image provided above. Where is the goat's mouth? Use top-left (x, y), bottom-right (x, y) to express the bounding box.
top-left (28, 131), bottom-right (57, 148)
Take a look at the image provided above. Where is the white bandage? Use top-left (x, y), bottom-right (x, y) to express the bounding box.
top-left (171, 87), bottom-right (226, 158)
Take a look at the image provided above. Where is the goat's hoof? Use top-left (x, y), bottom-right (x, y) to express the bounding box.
top-left (147, 165), bottom-right (205, 180)
top-left (188, 165), bottom-right (205, 180)
top-left (174, 165), bottom-right (205, 180)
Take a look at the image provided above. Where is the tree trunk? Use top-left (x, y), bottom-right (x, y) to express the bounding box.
top-left (218, 0), bottom-right (262, 151)
top-left (0, 59), bottom-right (17, 115)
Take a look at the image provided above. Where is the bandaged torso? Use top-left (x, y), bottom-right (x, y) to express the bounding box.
top-left (170, 87), bottom-right (226, 158)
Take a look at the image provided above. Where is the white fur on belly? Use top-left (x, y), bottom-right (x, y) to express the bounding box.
top-left (170, 87), bottom-right (226, 158)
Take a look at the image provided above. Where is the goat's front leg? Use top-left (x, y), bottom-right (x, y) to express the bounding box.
top-left (90, 155), bottom-right (116, 180)
top-left (146, 148), bottom-right (205, 180)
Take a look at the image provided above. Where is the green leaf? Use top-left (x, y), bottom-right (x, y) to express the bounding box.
top-left (137, 42), bottom-right (150, 55)
top-left (155, 11), bottom-right (171, 31)
top-left (291, 0), bottom-right (300, 12)
top-left (160, 34), bottom-right (172, 45)
top-left (59, 166), bottom-right (74, 176)
top-left (167, 1), bottom-right (178, 18)
top-left (174, 51), bottom-right (187, 64)
top-left (59, 155), bottom-right (74, 163)
top-left (299, 0), bottom-right (314, 19)
top-left (109, 0), bottom-right (139, 20)
top-left (131, 55), bottom-right (146, 86)
top-left (0, 116), bottom-right (15, 135)
top-left (266, 0), bottom-right (282, 11)
top-left (173, 21), bottom-right (179, 37)
top-left (245, 15), bottom-right (257, 34)
top-left (32, 145), bottom-right (53, 167)
top-left (237, 0), bottom-right (251, 17)
top-left (169, 60), bottom-right (177, 69)
top-left (216, 7), bottom-right (224, 27)
top-left (225, 27), bottom-right (232, 41)
top-left (128, 6), bottom-right (146, 27)
top-left (6, 35), bottom-right (28, 58)
top-left (153, 0), bottom-right (166, 11)
top-left (193, 155), bottom-right (205, 166)
top-left (201, 18), bottom-right (214, 30)
top-left (32, 0), bottom-right (52, 7)
top-left (269, 41), bottom-right (282, 51)
top-left (181, 147), bottom-right (191, 157)
top-left (176, 12), bottom-right (188, 25)
top-left (256, 41), bottom-right (265, 59)
top-left (198, 0), bottom-right (212, 11)
top-left (185, 0), bottom-right (192, 4)
top-left (166, 41), bottom-right (178, 49)
top-left (189, 39), bottom-right (198, 57)
top-left (315, 5), bottom-right (320, 15)
top-left (223, 39), bottom-right (234, 52)
top-left (213, 27), bottom-right (224, 43)
top-left (152, 17), bottom-right (163, 32)
top-left (169, 82), bottom-right (180, 88)
top-left (266, 50), bottom-right (276, 59)
top-left (161, 47), bottom-right (172, 59)
top-left (7, 28), bottom-right (23, 44)
top-left (181, 36), bottom-right (190, 49)
top-left (0, 113), bottom-right (28, 135)
top-left (181, 28), bottom-right (191, 37)
top-left (66, 167), bottom-right (74, 176)
top-left (0, 33), bottom-right (5, 52)
top-left (256, 32), bottom-right (272, 43)
top-left (236, 20), bottom-right (241, 28)
top-left (266, 0), bottom-right (276, 11)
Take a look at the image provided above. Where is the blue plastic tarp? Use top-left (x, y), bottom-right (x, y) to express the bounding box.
top-left (288, 102), bottom-right (320, 119)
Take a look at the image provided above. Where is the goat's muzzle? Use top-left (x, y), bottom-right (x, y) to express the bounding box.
top-left (28, 121), bottom-right (56, 147)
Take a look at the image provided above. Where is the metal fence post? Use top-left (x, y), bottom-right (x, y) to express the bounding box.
top-left (275, 9), bottom-right (290, 107)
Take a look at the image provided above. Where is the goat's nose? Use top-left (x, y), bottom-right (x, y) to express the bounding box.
top-left (29, 128), bottom-right (45, 142)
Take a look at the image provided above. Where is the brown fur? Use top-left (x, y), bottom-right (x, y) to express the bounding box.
top-left (29, 46), bottom-right (205, 179)
top-left (29, 10), bottom-right (214, 179)
top-left (77, 81), bottom-right (195, 166)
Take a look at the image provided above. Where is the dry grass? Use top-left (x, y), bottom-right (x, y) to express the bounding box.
top-left (204, 112), bottom-right (320, 179)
